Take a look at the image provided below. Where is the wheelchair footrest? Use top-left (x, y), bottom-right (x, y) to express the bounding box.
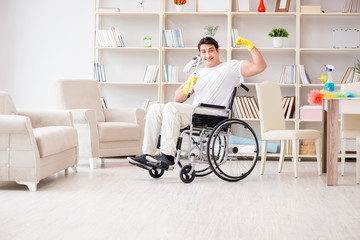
top-left (147, 161), bottom-right (174, 171)
top-left (129, 161), bottom-right (152, 170)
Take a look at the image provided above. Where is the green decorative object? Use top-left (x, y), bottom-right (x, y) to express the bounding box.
top-left (143, 37), bottom-right (152, 47)
top-left (204, 25), bottom-right (219, 37)
top-left (318, 74), bottom-right (328, 84)
top-left (268, 28), bottom-right (289, 38)
top-left (355, 58), bottom-right (360, 74)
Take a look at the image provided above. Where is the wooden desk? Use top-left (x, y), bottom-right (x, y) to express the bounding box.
top-left (322, 98), bottom-right (360, 186)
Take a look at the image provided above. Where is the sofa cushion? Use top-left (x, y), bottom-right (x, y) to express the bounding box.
top-left (98, 122), bottom-right (140, 142)
top-left (32, 126), bottom-right (78, 158)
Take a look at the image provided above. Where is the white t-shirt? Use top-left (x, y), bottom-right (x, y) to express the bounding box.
top-left (192, 60), bottom-right (244, 109)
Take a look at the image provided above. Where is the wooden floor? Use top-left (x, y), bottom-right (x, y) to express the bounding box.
top-left (1, 158), bottom-right (360, 240)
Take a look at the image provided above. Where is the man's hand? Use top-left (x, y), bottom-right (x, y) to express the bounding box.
top-left (182, 76), bottom-right (197, 95)
top-left (236, 37), bottom-right (254, 52)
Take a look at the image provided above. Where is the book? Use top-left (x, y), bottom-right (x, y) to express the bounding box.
top-left (243, 96), bottom-right (255, 119)
top-left (236, 96), bottom-right (246, 119)
top-left (250, 97), bottom-right (260, 119)
top-left (282, 96), bottom-right (290, 117)
top-left (300, 5), bottom-right (321, 13)
top-left (239, 96), bottom-right (249, 119)
top-left (341, 67), bottom-right (354, 84)
top-left (286, 96), bottom-right (295, 119)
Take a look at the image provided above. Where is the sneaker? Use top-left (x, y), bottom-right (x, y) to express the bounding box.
top-left (127, 154), bottom-right (151, 169)
top-left (146, 154), bottom-right (174, 170)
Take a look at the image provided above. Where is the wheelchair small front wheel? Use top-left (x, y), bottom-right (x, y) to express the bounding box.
top-left (149, 168), bottom-right (165, 179)
top-left (180, 165), bottom-right (195, 183)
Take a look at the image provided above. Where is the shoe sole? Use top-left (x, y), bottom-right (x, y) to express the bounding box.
top-left (127, 157), bottom-right (151, 170)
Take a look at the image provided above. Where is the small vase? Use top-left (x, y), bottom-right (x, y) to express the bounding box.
top-left (273, 37), bottom-right (284, 48)
top-left (258, 0), bottom-right (265, 12)
top-left (175, 5), bottom-right (184, 12)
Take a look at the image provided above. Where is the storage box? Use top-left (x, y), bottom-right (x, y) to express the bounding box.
top-left (299, 105), bottom-right (322, 120)
top-left (300, 139), bottom-right (315, 155)
top-left (300, 5), bottom-right (321, 13)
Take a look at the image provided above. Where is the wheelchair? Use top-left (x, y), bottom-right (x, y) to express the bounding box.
top-left (147, 83), bottom-right (259, 183)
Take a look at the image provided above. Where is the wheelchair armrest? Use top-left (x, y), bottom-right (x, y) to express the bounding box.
top-left (198, 103), bottom-right (226, 109)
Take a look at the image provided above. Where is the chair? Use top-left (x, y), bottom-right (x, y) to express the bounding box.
top-left (356, 137), bottom-right (360, 184)
top-left (256, 81), bottom-right (321, 178)
top-left (55, 80), bottom-right (145, 168)
top-left (340, 83), bottom-right (360, 176)
top-left (0, 92), bottom-right (78, 191)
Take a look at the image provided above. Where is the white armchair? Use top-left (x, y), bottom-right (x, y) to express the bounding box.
top-left (55, 80), bottom-right (145, 168)
top-left (0, 92), bottom-right (78, 191)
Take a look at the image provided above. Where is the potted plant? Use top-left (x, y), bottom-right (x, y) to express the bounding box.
top-left (268, 28), bottom-right (289, 48)
top-left (204, 25), bottom-right (219, 37)
top-left (174, 0), bottom-right (186, 12)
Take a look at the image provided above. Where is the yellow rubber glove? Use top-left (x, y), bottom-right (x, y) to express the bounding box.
top-left (235, 36), bottom-right (254, 52)
top-left (183, 76), bottom-right (198, 95)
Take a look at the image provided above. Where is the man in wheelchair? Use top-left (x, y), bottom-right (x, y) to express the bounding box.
top-left (128, 36), bottom-right (266, 171)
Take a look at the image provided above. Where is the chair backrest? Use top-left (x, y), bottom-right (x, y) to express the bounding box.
top-left (55, 80), bottom-right (105, 122)
top-left (340, 83), bottom-right (360, 131)
top-left (0, 91), bottom-right (17, 115)
top-left (256, 81), bottom-right (285, 134)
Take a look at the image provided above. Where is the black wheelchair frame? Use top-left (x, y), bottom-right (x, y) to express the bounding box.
top-left (148, 83), bottom-right (259, 183)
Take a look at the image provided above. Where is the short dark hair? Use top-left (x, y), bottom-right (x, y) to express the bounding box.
top-left (197, 37), bottom-right (219, 51)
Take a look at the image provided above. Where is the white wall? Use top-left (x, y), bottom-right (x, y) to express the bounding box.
top-left (0, 0), bottom-right (94, 108)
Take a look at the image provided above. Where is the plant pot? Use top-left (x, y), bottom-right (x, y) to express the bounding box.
top-left (272, 37), bottom-right (284, 48)
top-left (175, 5), bottom-right (184, 12)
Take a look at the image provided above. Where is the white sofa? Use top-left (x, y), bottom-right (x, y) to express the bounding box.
top-left (0, 92), bottom-right (78, 191)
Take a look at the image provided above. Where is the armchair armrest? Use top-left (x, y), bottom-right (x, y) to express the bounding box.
top-left (0, 115), bottom-right (32, 133)
top-left (67, 109), bottom-right (99, 159)
top-left (17, 109), bottom-right (74, 128)
top-left (104, 108), bottom-right (145, 126)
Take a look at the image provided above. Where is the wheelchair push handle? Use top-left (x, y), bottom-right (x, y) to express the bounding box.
top-left (239, 83), bottom-right (249, 92)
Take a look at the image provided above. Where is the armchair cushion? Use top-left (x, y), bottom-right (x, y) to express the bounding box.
top-left (97, 122), bottom-right (141, 142)
top-left (33, 126), bottom-right (78, 158)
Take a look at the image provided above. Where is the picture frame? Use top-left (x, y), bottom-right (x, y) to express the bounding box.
top-left (275, 0), bottom-right (290, 12)
top-left (197, 0), bottom-right (230, 12)
top-left (236, 0), bottom-right (250, 12)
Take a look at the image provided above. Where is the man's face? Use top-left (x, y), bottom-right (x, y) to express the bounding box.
top-left (199, 44), bottom-right (220, 68)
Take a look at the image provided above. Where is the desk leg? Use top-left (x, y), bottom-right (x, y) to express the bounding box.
top-left (327, 100), bottom-right (339, 186)
top-left (322, 106), bottom-right (327, 173)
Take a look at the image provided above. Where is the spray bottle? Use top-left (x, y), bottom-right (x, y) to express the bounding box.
top-left (324, 65), bottom-right (335, 92)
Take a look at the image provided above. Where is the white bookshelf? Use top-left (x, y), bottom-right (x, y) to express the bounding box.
top-left (94, 0), bottom-right (360, 156)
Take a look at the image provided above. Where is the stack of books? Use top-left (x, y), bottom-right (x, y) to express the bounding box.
top-left (282, 96), bottom-right (295, 119)
top-left (279, 65), bottom-right (296, 84)
top-left (94, 63), bottom-right (106, 82)
top-left (299, 65), bottom-right (312, 84)
top-left (162, 64), bottom-right (179, 83)
top-left (341, 67), bottom-right (360, 84)
top-left (143, 65), bottom-right (159, 83)
top-left (163, 29), bottom-right (184, 47)
top-left (232, 96), bottom-right (260, 119)
top-left (96, 27), bottom-right (125, 47)
top-left (231, 29), bottom-right (240, 48)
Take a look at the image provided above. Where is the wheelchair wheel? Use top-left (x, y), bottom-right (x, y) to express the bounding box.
top-left (148, 168), bottom-right (165, 179)
top-left (207, 119), bottom-right (258, 182)
top-left (180, 165), bottom-right (195, 183)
